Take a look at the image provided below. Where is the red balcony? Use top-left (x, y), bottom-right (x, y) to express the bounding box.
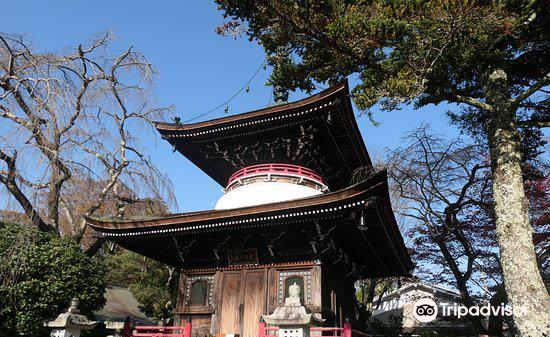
top-left (227, 164), bottom-right (326, 187)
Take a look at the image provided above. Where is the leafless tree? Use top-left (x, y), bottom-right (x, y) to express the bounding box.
top-left (386, 126), bottom-right (501, 334)
top-left (0, 31), bottom-right (175, 244)
top-left (385, 126), bottom-right (549, 335)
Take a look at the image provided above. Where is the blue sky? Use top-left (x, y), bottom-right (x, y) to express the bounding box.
top-left (4, 0), bottom-right (462, 212)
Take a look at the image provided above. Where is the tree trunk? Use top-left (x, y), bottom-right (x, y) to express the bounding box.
top-left (435, 240), bottom-right (486, 334)
top-left (47, 162), bottom-right (62, 229)
top-left (0, 150), bottom-right (50, 231)
top-left (487, 285), bottom-right (507, 337)
top-left (4, 178), bottom-right (50, 231)
top-left (85, 237), bottom-right (106, 257)
top-left (485, 69), bottom-right (550, 337)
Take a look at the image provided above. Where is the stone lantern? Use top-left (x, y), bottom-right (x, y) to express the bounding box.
top-left (45, 298), bottom-right (98, 337)
top-left (262, 283), bottom-right (324, 337)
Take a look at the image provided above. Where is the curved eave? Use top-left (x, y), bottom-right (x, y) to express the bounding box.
top-left (152, 80), bottom-right (372, 188)
top-left (154, 81), bottom-right (347, 132)
top-left (86, 171), bottom-right (413, 275)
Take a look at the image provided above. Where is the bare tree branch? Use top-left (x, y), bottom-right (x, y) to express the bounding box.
top-left (0, 149), bottom-right (49, 231)
top-left (511, 72), bottom-right (550, 106)
top-left (455, 94), bottom-right (493, 112)
top-left (0, 32), bottom-right (175, 245)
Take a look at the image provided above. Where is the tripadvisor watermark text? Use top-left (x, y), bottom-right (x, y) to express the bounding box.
top-left (441, 302), bottom-right (527, 319)
top-left (413, 298), bottom-right (527, 323)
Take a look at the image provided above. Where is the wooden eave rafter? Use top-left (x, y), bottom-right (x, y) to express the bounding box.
top-left (182, 261), bottom-right (319, 274)
top-left (155, 81), bottom-right (348, 133)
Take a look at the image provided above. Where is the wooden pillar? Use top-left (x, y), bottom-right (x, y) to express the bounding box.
top-left (174, 272), bottom-right (188, 326)
top-left (311, 264), bottom-right (322, 309)
top-left (210, 271), bottom-right (223, 335)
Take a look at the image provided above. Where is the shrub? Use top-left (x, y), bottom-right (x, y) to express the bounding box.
top-left (102, 251), bottom-right (178, 320)
top-left (0, 223), bottom-right (106, 336)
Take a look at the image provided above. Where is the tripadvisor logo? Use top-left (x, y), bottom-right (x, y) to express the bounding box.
top-left (413, 298), bottom-right (438, 323)
top-left (412, 298), bottom-right (528, 323)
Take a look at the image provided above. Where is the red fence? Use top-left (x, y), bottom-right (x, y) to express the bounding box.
top-left (259, 320), bottom-right (370, 337)
top-left (132, 322), bottom-right (192, 337)
top-left (228, 163), bottom-right (326, 186)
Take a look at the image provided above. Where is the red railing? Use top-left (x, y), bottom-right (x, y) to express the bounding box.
top-left (258, 320), bottom-right (367, 337)
top-left (351, 329), bottom-right (371, 337)
top-left (132, 322), bottom-right (192, 337)
top-left (228, 164), bottom-right (326, 187)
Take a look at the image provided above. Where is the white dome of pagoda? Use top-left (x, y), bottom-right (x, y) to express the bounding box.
top-left (215, 164), bottom-right (328, 210)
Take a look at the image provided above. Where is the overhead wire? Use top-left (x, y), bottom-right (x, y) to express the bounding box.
top-left (182, 59), bottom-right (267, 123)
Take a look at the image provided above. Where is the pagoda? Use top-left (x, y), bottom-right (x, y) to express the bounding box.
top-left (87, 80), bottom-right (413, 337)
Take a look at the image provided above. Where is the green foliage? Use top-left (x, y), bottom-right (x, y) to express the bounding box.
top-left (101, 251), bottom-right (178, 320)
top-left (421, 331), bottom-right (442, 337)
top-left (216, 0), bottom-right (548, 132)
top-left (355, 278), bottom-right (400, 330)
top-left (368, 315), bottom-right (404, 337)
top-left (448, 105), bottom-right (548, 163)
top-left (0, 222), bottom-right (106, 337)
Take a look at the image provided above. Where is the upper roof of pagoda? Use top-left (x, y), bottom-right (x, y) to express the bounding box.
top-left (155, 80), bottom-right (371, 191)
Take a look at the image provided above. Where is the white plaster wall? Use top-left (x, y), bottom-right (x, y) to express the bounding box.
top-left (215, 181), bottom-right (323, 210)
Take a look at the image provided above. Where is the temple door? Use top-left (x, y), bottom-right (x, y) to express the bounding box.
top-left (218, 269), bottom-right (266, 337)
top-left (219, 271), bottom-right (242, 334)
top-left (242, 270), bottom-right (266, 337)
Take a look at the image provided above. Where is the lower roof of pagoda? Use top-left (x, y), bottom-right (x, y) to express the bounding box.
top-left (86, 171), bottom-right (413, 278)
top-left (154, 80), bottom-right (371, 191)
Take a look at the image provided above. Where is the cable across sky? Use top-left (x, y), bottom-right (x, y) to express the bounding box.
top-left (182, 59), bottom-right (267, 123)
